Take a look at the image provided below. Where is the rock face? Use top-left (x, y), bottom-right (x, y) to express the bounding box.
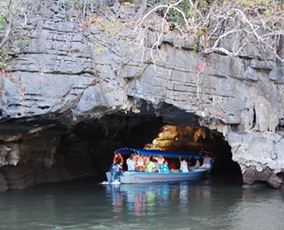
top-left (0, 0), bottom-right (284, 189)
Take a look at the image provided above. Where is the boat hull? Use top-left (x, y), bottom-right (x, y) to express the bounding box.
top-left (106, 169), bottom-right (208, 184)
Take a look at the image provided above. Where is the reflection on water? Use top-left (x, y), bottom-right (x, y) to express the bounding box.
top-left (105, 180), bottom-right (218, 219)
top-left (0, 177), bottom-right (283, 229)
top-left (106, 183), bottom-right (171, 217)
top-left (104, 178), bottom-right (284, 230)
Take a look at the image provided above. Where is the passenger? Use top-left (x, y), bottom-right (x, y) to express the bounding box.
top-left (194, 157), bottom-right (201, 169)
top-left (126, 155), bottom-right (136, 171)
top-left (180, 159), bottom-right (189, 173)
top-left (201, 154), bottom-right (211, 169)
top-left (153, 158), bottom-right (160, 172)
top-left (169, 159), bottom-right (181, 173)
top-left (160, 160), bottom-right (170, 173)
top-left (188, 157), bottom-right (194, 166)
top-left (145, 156), bottom-right (157, 172)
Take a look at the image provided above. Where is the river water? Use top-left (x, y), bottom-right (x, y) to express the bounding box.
top-left (0, 175), bottom-right (283, 230)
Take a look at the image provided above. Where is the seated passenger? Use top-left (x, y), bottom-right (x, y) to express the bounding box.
top-left (194, 158), bottom-right (201, 169)
top-left (145, 156), bottom-right (157, 172)
top-left (169, 159), bottom-right (181, 173)
top-left (126, 155), bottom-right (136, 171)
top-left (201, 155), bottom-right (211, 169)
top-left (153, 158), bottom-right (160, 172)
top-left (180, 159), bottom-right (189, 173)
top-left (160, 160), bottom-right (170, 173)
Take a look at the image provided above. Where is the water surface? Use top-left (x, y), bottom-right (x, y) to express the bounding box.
top-left (0, 176), bottom-right (283, 230)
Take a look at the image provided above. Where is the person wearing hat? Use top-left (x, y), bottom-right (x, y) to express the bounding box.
top-left (160, 160), bottom-right (170, 173)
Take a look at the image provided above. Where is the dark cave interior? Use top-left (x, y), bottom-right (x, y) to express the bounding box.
top-left (60, 113), bottom-right (242, 182)
top-left (0, 107), bottom-right (243, 191)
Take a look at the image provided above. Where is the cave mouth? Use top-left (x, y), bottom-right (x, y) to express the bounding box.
top-left (0, 111), bottom-right (242, 191)
top-left (58, 114), bottom-right (242, 183)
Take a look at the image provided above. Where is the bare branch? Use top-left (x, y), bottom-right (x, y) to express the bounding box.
top-left (0, 11), bottom-right (9, 23)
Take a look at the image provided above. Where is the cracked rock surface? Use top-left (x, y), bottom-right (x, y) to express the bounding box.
top-left (0, 0), bottom-right (284, 189)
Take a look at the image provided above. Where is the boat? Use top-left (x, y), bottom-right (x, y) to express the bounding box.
top-left (103, 148), bottom-right (212, 184)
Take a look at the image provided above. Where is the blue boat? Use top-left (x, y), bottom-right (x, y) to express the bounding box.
top-left (104, 148), bottom-right (211, 184)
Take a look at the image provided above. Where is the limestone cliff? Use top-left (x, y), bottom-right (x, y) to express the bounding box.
top-left (0, 0), bottom-right (284, 189)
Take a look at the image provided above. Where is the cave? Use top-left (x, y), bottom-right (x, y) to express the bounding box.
top-left (0, 104), bottom-right (242, 191)
top-left (66, 114), bottom-right (242, 180)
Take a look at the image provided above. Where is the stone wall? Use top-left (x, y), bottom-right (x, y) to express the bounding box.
top-left (1, 0), bottom-right (284, 188)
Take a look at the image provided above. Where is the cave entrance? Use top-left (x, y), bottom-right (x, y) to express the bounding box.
top-left (58, 114), bottom-right (242, 183)
top-left (0, 111), bottom-right (243, 191)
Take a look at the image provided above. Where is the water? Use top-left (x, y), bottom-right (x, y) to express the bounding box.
top-left (0, 176), bottom-right (283, 230)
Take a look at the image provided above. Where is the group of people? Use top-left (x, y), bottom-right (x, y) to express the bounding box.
top-left (126, 155), bottom-right (171, 173)
top-left (109, 153), bottom-right (212, 183)
top-left (126, 154), bottom-right (212, 173)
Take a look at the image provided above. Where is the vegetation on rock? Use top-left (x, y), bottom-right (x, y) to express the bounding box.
top-left (135, 0), bottom-right (284, 61)
top-left (1, 0), bottom-right (283, 71)
top-left (0, 0), bottom-right (30, 70)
